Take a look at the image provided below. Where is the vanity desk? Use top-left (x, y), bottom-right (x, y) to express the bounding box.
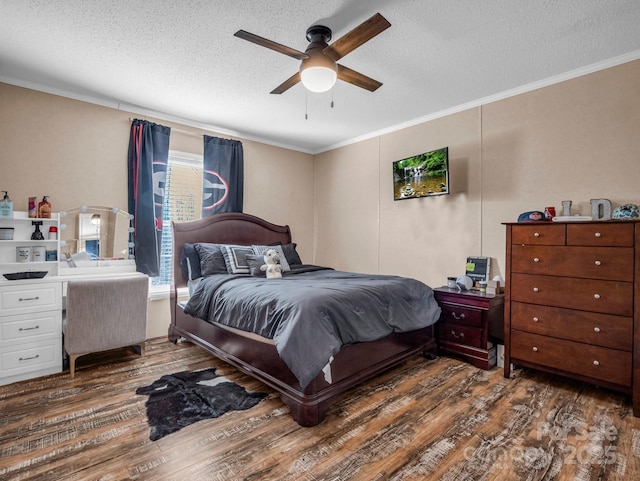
top-left (0, 208), bottom-right (143, 386)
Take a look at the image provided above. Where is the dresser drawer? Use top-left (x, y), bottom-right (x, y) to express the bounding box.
top-left (0, 339), bottom-right (62, 376)
top-left (512, 224), bottom-right (565, 245)
top-left (567, 223), bottom-right (634, 247)
top-left (0, 282), bottom-right (62, 316)
top-left (0, 310), bottom-right (61, 344)
top-left (511, 302), bottom-right (632, 351)
top-left (511, 273), bottom-right (632, 316)
top-left (510, 330), bottom-right (632, 387)
top-left (438, 322), bottom-right (483, 348)
top-left (510, 245), bottom-right (633, 281)
top-left (439, 303), bottom-right (483, 327)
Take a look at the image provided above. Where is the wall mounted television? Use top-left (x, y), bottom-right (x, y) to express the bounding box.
top-left (392, 147), bottom-right (449, 201)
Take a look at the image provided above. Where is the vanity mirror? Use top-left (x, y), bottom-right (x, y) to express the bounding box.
top-left (60, 206), bottom-right (132, 260)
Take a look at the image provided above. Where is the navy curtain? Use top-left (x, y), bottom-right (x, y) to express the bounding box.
top-left (202, 136), bottom-right (244, 215)
top-left (127, 119), bottom-right (171, 276)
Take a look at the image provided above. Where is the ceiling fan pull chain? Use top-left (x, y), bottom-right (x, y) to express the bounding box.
top-left (305, 91), bottom-right (308, 120)
top-left (331, 88), bottom-right (334, 109)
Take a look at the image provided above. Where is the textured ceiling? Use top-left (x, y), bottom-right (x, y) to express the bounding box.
top-left (1, 0), bottom-right (640, 153)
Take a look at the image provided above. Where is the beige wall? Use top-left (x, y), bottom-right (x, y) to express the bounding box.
top-left (315, 59), bottom-right (640, 288)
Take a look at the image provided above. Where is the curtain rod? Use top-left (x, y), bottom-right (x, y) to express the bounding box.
top-left (128, 117), bottom-right (203, 138)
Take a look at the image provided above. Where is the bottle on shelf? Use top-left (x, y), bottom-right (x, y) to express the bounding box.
top-left (38, 196), bottom-right (51, 219)
top-left (0, 191), bottom-right (14, 219)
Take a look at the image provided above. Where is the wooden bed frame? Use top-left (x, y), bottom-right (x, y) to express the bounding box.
top-left (168, 212), bottom-right (437, 427)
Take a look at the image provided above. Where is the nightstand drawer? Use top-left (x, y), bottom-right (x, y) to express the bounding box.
top-left (511, 302), bottom-right (632, 351)
top-left (511, 273), bottom-right (632, 316)
top-left (439, 304), bottom-right (483, 327)
top-left (511, 330), bottom-right (632, 387)
top-left (438, 322), bottom-right (482, 348)
top-left (510, 245), bottom-right (633, 281)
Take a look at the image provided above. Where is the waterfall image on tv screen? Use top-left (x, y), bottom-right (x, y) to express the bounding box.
top-left (393, 147), bottom-right (449, 200)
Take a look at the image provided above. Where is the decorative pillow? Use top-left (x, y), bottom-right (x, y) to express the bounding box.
top-left (245, 254), bottom-right (266, 277)
top-left (252, 244), bottom-right (290, 271)
top-left (194, 243), bottom-right (228, 276)
top-left (221, 245), bottom-right (255, 275)
top-left (180, 243), bottom-right (202, 280)
top-left (270, 242), bottom-right (303, 266)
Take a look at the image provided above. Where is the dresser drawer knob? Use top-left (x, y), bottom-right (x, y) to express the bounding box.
top-left (533, 287), bottom-right (539, 292)
top-left (532, 346), bottom-right (538, 352)
top-left (532, 317), bottom-right (539, 322)
top-left (593, 360), bottom-right (600, 366)
top-left (593, 293), bottom-right (600, 299)
top-left (593, 326), bottom-right (601, 333)
top-left (594, 232), bottom-right (602, 238)
top-left (533, 257), bottom-right (540, 263)
top-left (534, 232), bottom-right (540, 237)
top-left (452, 312), bottom-right (465, 320)
top-left (594, 260), bottom-right (602, 266)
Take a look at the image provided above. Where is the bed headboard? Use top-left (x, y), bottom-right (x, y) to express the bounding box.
top-left (169, 213), bottom-right (292, 321)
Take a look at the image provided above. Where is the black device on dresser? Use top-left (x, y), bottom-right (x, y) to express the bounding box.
top-left (433, 287), bottom-right (505, 370)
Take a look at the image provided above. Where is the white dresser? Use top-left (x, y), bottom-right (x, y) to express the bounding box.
top-left (0, 279), bottom-right (63, 384)
top-left (0, 212), bottom-right (62, 384)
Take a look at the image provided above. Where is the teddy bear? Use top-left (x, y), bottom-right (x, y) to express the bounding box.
top-left (260, 248), bottom-right (283, 279)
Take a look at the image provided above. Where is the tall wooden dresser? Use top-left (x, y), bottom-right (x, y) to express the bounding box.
top-left (504, 220), bottom-right (640, 417)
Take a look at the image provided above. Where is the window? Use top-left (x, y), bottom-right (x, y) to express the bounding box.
top-left (152, 151), bottom-right (202, 286)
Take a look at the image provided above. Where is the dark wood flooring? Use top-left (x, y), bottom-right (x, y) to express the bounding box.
top-left (1, 338), bottom-right (639, 480)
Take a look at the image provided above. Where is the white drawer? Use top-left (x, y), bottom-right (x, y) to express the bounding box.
top-left (0, 339), bottom-right (62, 380)
top-left (0, 282), bottom-right (62, 316)
top-left (0, 310), bottom-right (61, 344)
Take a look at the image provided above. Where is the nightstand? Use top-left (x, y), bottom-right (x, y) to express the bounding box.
top-left (433, 287), bottom-right (504, 370)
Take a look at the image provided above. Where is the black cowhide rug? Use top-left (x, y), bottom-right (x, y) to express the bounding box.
top-left (136, 368), bottom-right (267, 441)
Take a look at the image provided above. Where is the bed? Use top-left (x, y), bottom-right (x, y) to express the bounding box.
top-left (168, 212), bottom-right (440, 427)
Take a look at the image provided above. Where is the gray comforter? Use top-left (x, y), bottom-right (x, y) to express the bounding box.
top-left (184, 267), bottom-right (441, 388)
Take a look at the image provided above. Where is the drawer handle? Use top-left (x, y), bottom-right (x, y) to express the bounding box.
top-left (452, 312), bottom-right (465, 320)
top-left (593, 360), bottom-right (600, 366)
top-left (533, 257), bottom-right (540, 263)
top-left (534, 232), bottom-right (540, 237)
top-left (532, 317), bottom-right (539, 322)
top-left (533, 287), bottom-right (539, 292)
top-left (593, 327), bottom-right (601, 333)
top-left (19, 354), bottom-right (40, 361)
top-left (532, 346), bottom-right (538, 352)
top-left (19, 296), bottom-right (40, 302)
top-left (451, 331), bottom-right (464, 339)
top-left (19, 325), bottom-right (40, 331)
top-left (594, 293), bottom-right (600, 299)
top-left (594, 260), bottom-right (602, 266)
top-left (594, 232), bottom-right (602, 238)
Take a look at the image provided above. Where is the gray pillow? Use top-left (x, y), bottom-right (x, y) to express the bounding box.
top-left (245, 254), bottom-right (266, 277)
top-left (221, 245), bottom-right (254, 275)
top-left (272, 242), bottom-right (303, 266)
top-left (194, 243), bottom-right (228, 276)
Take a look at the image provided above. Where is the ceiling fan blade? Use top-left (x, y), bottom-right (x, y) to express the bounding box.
top-left (234, 30), bottom-right (308, 60)
top-left (271, 72), bottom-right (301, 94)
top-left (324, 13), bottom-right (391, 61)
top-left (337, 64), bottom-right (382, 92)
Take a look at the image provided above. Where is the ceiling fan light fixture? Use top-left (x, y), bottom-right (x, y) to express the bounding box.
top-left (300, 54), bottom-right (337, 93)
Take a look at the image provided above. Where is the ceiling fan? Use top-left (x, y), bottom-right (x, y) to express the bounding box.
top-left (234, 12), bottom-right (391, 94)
